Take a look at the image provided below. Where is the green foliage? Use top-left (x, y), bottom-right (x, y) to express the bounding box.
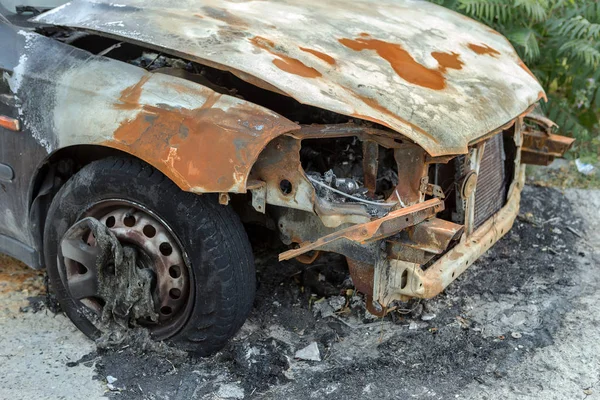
top-left (429, 0), bottom-right (600, 160)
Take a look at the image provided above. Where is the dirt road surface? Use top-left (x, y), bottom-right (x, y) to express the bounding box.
top-left (1, 185), bottom-right (599, 399)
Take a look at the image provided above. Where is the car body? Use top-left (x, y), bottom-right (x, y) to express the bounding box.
top-left (0, 0), bottom-right (574, 344)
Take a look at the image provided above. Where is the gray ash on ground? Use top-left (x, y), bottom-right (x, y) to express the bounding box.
top-left (69, 185), bottom-right (584, 399)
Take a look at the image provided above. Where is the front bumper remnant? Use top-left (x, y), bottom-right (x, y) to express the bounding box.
top-left (374, 168), bottom-right (525, 305)
top-left (279, 165), bottom-right (525, 308)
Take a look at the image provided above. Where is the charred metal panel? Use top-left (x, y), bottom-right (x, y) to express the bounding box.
top-left (6, 29), bottom-right (299, 194)
top-left (35, 0), bottom-right (544, 156)
top-left (250, 136), bottom-right (315, 213)
top-left (393, 145), bottom-right (428, 205)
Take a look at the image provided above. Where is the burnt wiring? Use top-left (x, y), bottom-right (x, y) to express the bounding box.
top-left (307, 176), bottom-right (397, 207)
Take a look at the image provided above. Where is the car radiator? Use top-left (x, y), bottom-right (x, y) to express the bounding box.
top-left (473, 133), bottom-right (507, 229)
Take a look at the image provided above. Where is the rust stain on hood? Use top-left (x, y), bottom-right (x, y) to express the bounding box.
top-left (251, 36), bottom-right (322, 78)
top-left (431, 51), bottom-right (464, 72)
top-left (299, 47), bottom-right (336, 65)
top-left (35, 0), bottom-right (545, 156)
top-left (339, 36), bottom-right (461, 90)
top-left (468, 43), bottom-right (501, 57)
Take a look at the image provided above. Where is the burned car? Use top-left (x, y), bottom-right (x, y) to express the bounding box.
top-left (0, 0), bottom-right (574, 355)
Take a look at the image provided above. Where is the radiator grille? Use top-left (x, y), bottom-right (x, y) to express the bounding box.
top-left (473, 134), bottom-right (506, 229)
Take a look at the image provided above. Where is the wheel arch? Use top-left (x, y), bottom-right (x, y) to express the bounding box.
top-left (48, 65), bottom-right (300, 195)
top-left (28, 145), bottom-right (161, 264)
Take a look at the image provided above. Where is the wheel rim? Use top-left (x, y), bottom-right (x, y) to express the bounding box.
top-left (59, 199), bottom-right (194, 340)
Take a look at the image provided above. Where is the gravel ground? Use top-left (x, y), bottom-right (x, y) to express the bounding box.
top-left (1, 185), bottom-right (599, 400)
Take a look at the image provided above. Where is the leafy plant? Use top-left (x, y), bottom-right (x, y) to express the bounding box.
top-left (429, 0), bottom-right (600, 160)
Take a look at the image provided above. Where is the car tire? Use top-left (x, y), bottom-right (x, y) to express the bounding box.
top-left (43, 156), bottom-right (255, 356)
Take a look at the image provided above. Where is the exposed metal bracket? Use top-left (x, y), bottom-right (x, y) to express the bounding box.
top-left (374, 258), bottom-right (425, 306)
top-left (249, 180), bottom-right (267, 214)
top-left (218, 193), bottom-right (230, 206)
top-left (419, 176), bottom-right (445, 199)
top-left (362, 140), bottom-right (379, 198)
top-left (374, 167), bottom-right (526, 305)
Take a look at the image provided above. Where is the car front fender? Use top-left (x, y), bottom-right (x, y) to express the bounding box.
top-left (9, 30), bottom-right (299, 194)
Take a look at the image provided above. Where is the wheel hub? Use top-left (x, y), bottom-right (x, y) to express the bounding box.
top-left (60, 200), bottom-right (192, 339)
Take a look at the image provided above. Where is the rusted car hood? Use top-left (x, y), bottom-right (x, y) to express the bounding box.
top-left (35, 0), bottom-right (544, 156)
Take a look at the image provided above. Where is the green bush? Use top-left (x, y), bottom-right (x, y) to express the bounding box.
top-left (429, 0), bottom-right (600, 161)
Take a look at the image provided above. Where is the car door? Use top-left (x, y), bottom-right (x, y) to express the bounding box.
top-left (0, 20), bottom-right (48, 259)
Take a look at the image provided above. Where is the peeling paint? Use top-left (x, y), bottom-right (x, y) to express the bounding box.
top-left (351, 94), bottom-right (438, 143)
top-left (7, 53), bottom-right (26, 94)
top-left (115, 74), bottom-right (151, 110)
top-left (9, 31), bottom-right (53, 153)
top-left (34, 1), bottom-right (71, 17)
top-left (468, 43), bottom-right (500, 57)
top-left (31, 44), bottom-right (300, 193)
top-left (339, 35), bottom-right (458, 90)
top-left (299, 47), bottom-right (336, 65)
top-left (98, 72), bottom-right (300, 193)
top-left (109, 105), bottom-right (250, 192)
top-left (251, 36), bottom-right (322, 79)
top-left (431, 51), bottom-right (464, 72)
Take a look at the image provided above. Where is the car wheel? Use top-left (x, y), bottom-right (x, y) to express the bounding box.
top-left (43, 157), bottom-right (255, 355)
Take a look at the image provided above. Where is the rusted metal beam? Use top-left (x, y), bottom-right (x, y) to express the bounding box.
top-left (279, 198), bottom-right (443, 261)
top-left (248, 180), bottom-right (267, 214)
top-left (362, 140), bottom-right (379, 197)
top-left (525, 110), bottom-right (557, 134)
top-left (291, 123), bottom-right (404, 149)
top-left (352, 218), bottom-right (464, 289)
top-left (521, 108), bottom-right (574, 166)
top-left (391, 145), bottom-right (428, 205)
top-left (346, 258), bottom-right (374, 295)
top-left (386, 243), bottom-right (437, 265)
top-left (419, 169), bottom-right (525, 298)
